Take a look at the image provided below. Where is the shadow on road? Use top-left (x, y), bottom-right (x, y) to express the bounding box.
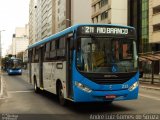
top-left (38, 90), bottom-right (133, 114)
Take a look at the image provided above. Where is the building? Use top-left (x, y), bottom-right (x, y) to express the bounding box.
top-left (29, 0), bottom-right (56, 44)
top-left (29, 0), bottom-right (92, 44)
top-left (56, 0), bottom-right (92, 32)
top-left (128, 0), bottom-right (160, 75)
top-left (12, 25), bottom-right (29, 56)
top-left (91, 0), bottom-right (127, 25)
top-left (40, 0), bottom-right (56, 39)
top-left (29, 0), bottom-right (37, 45)
top-left (149, 0), bottom-right (160, 48)
top-left (128, 0), bottom-right (149, 53)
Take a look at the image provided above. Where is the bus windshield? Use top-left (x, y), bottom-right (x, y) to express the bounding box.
top-left (76, 37), bottom-right (138, 73)
top-left (8, 59), bottom-right (22, 69)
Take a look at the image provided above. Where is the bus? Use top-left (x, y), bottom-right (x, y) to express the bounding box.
top-left (28, 24), bottom-right (139, 105)
top-left (6, 58), bottom-right (23, 75)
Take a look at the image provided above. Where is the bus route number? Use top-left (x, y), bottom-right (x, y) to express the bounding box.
top-left (84, 27), bottom-right (95, 33)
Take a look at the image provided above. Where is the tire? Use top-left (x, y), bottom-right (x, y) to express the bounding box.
top-left (34, 78), bottom-right (39, 93)
top-left (105, 101), bottom-right (113, 104)
top-left (58, 83), bottom-right (66, 106)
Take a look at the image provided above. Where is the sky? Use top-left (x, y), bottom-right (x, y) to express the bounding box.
top-left (0, 0), bottom-right (29, 57)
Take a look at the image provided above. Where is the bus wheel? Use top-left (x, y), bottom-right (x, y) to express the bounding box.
top-left (106, 101), bottom-right (113, 104)
top-left (58, 83), bottom-right (66, 105)
top-left (34, 78), bottom-right (39, 93)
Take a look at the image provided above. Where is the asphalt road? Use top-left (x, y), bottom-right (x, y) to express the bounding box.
top-left (0, 73), bottom-right (160, 120)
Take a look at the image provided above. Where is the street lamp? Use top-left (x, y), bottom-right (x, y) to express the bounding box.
top-left (0, 30), bottom-right (5, 70)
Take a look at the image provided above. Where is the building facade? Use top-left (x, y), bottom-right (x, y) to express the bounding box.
top-left (56, 0), bottom-right (92, 32)
top-left (12, 25), bottom-right (29, 56)
top-left (29, 0), bottom-right (37, 45)
top-left (41, 0), bottom-right (56, 39)
top-left (91, 0), bottom-right (128, 25)
top-left (128, 0), bottom-right (149, 53)
top-left (29, 0), bottom-right (57, 44)
top-left (149, 0), bottom-right (160, 44)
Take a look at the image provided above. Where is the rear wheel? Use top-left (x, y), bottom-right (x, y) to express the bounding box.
top-left (58, 83), bottom-right (66, 105)
top-left (34, 77), bottom-right (39, 93)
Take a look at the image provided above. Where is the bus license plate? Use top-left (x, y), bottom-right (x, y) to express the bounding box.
top-left (105, 95), bottom-right (116, 99)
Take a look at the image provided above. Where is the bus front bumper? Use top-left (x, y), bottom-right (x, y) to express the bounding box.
top-left (73, 86), bottom-right (139, 102)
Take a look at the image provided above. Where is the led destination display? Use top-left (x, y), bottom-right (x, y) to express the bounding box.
top-left (78, 26), bottom-right (135, 36)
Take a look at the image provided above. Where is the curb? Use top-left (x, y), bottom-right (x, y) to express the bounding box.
top-left (0, 76), bottom-right (2, 97)
top-left (140, 85), bottom-right (160, 91)
top-left (0, 76), bottom-right (8, 98)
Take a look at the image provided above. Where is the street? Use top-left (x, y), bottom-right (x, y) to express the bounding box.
top-left (0, 72), bottom-right (160, 120)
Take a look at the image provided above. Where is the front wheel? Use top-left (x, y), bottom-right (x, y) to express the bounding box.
top-left (58, 83), bottom-right (66, 105)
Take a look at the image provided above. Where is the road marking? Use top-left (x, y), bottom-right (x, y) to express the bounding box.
top-left (139, 93), bottom-right (160, 101)
top-left (0, 96), bottom-right (10, 99)
top-left (8, 91), bottom-right (34, 94)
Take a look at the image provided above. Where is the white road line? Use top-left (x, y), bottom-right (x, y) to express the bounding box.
top-left (0, 96), bottom-right (10, 99)
top-left (8, 91), bottom-right (34, 94)
top-left (139, 93), bottom-right (160, 101)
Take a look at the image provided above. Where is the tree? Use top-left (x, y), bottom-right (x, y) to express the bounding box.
top-left (1, 55), bottom-right (12, 71)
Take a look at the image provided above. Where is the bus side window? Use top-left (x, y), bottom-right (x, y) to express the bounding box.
top-left (44, 42), bottom-right (51, 61)
top-left (29, 49), bottom-right (33, 63)
top-left (57, 37), bottom-right (66, 60)
top-left (34, 47), bottom-right (39, 62)
top-left (32, 48), bottom-right (35, 63)
top-left (50, 40), bottom-right (57, 60)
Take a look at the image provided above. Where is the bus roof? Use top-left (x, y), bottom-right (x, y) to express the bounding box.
top-left (28, 24), bottom-right (135, 50)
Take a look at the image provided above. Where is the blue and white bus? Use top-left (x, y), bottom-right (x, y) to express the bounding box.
top-left (28, 24), bottom-right (139, 105)
top-left (6, 58), bottom-right (23, 75)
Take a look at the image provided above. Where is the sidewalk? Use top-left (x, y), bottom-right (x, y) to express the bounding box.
top-left (140, 82), bottom-right (160, 91)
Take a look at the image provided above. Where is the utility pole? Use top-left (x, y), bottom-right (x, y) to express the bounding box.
top-left (66, 0), bottom-right (71, 28)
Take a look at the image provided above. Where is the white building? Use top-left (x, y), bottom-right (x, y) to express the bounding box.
top-left (56, 0), bottom-right (92, 32)
top-left (29, 0), bottom-right (37, 45)
top-left (92, 0), bottom-right (128, 25)
top-left (12, 25), bottom-right (29, 56)
top-left (149, 0), bottom-right (160, 43)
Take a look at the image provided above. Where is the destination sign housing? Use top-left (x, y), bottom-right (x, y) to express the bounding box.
top-left (78, 26), bottom-right (135, 36)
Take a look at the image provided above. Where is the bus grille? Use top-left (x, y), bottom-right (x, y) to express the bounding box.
top-left (81, 72), bottom-right (136, 85)
top-left (90, 77), bottom-right (130, 85)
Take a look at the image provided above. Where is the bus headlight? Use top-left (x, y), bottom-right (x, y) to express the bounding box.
top-left (75, 81), bottom-right (92, 93)
top-left (18, 70), bottom-right (22, 73)
top-left (129, 81), bottom-right (139, 91)
top-left (9, 70), bottom-right (13, 72)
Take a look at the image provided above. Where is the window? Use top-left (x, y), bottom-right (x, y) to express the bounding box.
top-left (101, 0), bottom-right (108, 7)
top-left (44, 42), bottom-right (50, 60)
top-left (101, 11), bottom-right (108, 20)
top-left (34, 48), bottom-right (39, 62)
top-left (57, 37), bottom-right (66, 59)
top-left (153, 5), bottom-right (160, 15)
top-left (93, 5), bottom-right (96, 12)
top-left (153, 24), bottom-right (160, 32)
top-left (58, 0), bottom-right (61, 5)
top-left (50, 41), bottom-right (57, 59)
top-left (29, 49), bottom-right (33, 63)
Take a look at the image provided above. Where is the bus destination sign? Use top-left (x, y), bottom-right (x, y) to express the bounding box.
top-left (79, 26), bottom-right (134, 36)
